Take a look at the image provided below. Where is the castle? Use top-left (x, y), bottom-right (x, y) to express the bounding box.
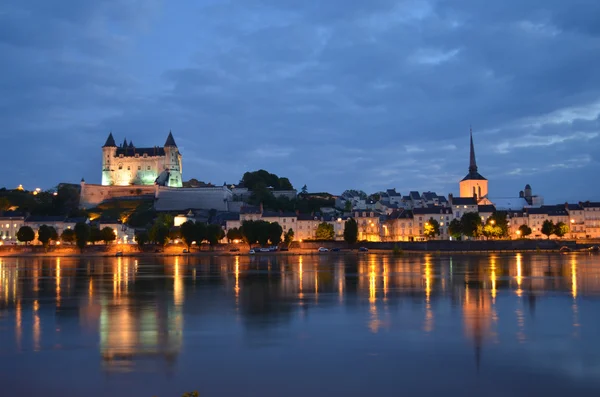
top-left (101, 131), bottom-right (182, 188)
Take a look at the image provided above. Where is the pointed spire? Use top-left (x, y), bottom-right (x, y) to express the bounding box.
top-left (103, 132), bottom-right (117, 147)
top-left (469, 126), bottom-right (478, 173)
top-left (122, 138), bottom-right (128, 148)
top-left (164, 130), bottom-right (177, 147)
top-left (128, 140), bottom-right (134, 148)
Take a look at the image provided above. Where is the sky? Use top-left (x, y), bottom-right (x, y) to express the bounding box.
top-left (2, 0), bottom-right (600, 203)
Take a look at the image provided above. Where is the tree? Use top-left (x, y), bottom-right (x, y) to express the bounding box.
top-left (240, 220), bottom-right (258, 247)
top-left (89, 226), bottom-right (102, 245)
top-left (448, 219), bottom-right (462, 239)
top-left (541, 220), bottom-right (555, 239)
top-left (61, 229), bottom-right (76, 244)
top-left (149, 222), bottom-right (170, 246)
top-left (488, 212), bottom-right (509, 238)
top-left (0, 196), bottom-right (10, 212)
top-left (424, 218), bottom-right (440, 239)
top-left (316, 222), bottom-right (335, 240)
top-left (256, 221), bottom-right (271, 246)
top-left (37, 225), bottom-right (53, 249)
top-left (48, 226), bottom-right (58, 243)
top-left (554, 222), bottom-right (569, 238)
top-left (17, 226), bottom-right (35, 245)
top-left (518, 224), bottom-right (532, 238)
top-left (461, 212), bottom-right (483, 239)
top-left (180, 221), bottom-right (197, 248)
top-left (344, 218), bottom-right (358, 245)
top-left (344, 201), bottom-right (352, 212)
top-left (267, 222), bottom-right (283, 245)
top-left (241, 169), bottom-right (294, 191)
top-left (101, 227), bottom-right (116, 245)
top-left (74, 222), bottom-right (91, 251)
top-left (194, 222), bottom-right (207, 245)
top-left (301, 184), bottom-right (308, 194)
top-left (135, 230), bottom-right (149, 248)
top-left (284, 228), bottom-right (294, 246)
top-left (226, 227), bottom-right (243, 243)
top-left (206, 224), bottom-right (225, 246)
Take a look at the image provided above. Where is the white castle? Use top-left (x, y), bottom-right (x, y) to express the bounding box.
top-left (101, 131), bottom-right (182, 187)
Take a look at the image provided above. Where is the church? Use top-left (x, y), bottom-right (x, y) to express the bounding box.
top-left (459, 128), bottom-right (488, 200)
top-left (101, 131), bottom-right (182, 187)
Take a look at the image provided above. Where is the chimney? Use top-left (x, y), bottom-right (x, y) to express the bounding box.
top-left (448, 193), bottom-right (453, 205)
top-left (259, 203), bottom-right (263, 214)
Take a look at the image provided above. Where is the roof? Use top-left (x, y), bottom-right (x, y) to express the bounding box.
top-left (565, 203), bottom-right (582, 211)
top-left (116, 146), bottom-right (166, 157)
top-left (64, 217), bottom-right (88, 224)
top-left (25, 215), bottom-right (67, 223)
top-left (461, 171), bottom-right (487, 181)
top-left (478, 205), bottom-right (496, 213)
top-left (527, 205), bottom-right (568, 216)
top-left (438, 196), bottom-right (448, 203)
top-left (488, 197), bottom-right (529, 211)
top-left (240, 206), bottom-right (261, 214)
top-left (413, 207), bottom-right (452, 215)
top-left (388, 209), bottom-right (413, 219)
top-left (386, 189), bottom-right (400, 197)
top-left (165, 131), bottom-right (177, 147)
top-left (422, 192), bottom-right (438, 200)
top-left (262, 211), bottom-right (297, 218)
top-left (409, 191), bottom-right (420, 200)
top-left (0, 211), bottom-right (25, 219)
top-left (581, 202), bottom-right (600, 208)
top-left (103, 133), bottom-right (117, 147)
top-left (451, 197), bottom-right (478, 206)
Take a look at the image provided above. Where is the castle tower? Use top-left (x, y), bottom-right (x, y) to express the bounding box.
top-left (102, 132), bottom-right (118, 185)
top-left (163, 131), bottom-right (183, 188)
top-left (459, 128), bottom-right (488, 199)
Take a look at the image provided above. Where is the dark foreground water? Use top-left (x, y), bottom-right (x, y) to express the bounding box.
top-left (1, 253), bottom-right (600, 397)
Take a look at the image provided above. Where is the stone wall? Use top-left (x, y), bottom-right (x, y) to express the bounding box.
top-left (154, 186), bottom-right (233, 212)
top-left (80, 182), bottom-right (157, 209)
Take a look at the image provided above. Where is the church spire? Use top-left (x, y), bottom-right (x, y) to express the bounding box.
top-left (469, 126), bottom-right (478, 173)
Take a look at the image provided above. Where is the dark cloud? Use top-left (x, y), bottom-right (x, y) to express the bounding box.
top-left (1, 0), bottom-right (600, 202)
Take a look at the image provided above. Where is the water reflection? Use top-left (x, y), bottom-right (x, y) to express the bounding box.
top-left (1, 253), bottom-right (600, 396)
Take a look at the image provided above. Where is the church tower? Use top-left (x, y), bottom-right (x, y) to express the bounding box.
top-left (163, 131), bottom-right (183, 188)
top-left (459, 128), bottom-right (488, 199)
top-left (101, 132), bottom-right (117, 185)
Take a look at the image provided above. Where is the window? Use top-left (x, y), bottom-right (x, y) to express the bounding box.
top-left (118, 163), bottom-right (123, 170)
top-left (147, 166), bottom-right (151, 170)
top-left (143, 153), bottom-right (148, 158)
top-left (127, 166), bottom-right (130, 171)
top-left (119, 154), bottom-right (124, 158)
top-left (135, 154), bottom-right (139, 158)
top-left (138, 166), bottom-right (141, 171)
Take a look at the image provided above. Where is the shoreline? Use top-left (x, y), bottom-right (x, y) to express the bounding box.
top-left (0, 247), bottom-right (592, 258)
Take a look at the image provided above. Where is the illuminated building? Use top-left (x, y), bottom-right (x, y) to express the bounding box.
top-left (459, 128), bottom-right (488, 200)
top-left (101, 131), bottom-right (182, 187)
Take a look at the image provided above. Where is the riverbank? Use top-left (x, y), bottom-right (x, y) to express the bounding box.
top-left (0, 239), bottom-right (598, 258)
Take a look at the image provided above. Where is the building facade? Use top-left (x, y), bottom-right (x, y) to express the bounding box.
top-left (101, 132), bottom-right (182, 188)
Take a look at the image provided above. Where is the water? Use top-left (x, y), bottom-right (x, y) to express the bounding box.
top-left (1, 253), bottom-right (600, 397)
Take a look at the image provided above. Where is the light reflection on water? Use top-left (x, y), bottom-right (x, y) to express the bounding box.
top-left (0, 253), bottom-right (599, 396)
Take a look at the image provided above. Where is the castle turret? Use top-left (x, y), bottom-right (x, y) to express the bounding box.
top-left (163, 131), bottom-right (183, 187)
top-left (102, 132), bottom-right (118, 185)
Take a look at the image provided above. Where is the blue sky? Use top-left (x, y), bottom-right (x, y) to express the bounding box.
top-left (2, 0), bottom-right (600, 202)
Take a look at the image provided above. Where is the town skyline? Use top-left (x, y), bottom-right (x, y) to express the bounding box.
top-left (3, 1), bottom-right (600, 203)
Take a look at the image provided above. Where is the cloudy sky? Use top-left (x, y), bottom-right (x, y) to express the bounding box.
top-left (2, 0), bottom-right (600, 202)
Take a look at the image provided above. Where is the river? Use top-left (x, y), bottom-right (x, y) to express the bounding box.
top-left (0, 253), bottom-right (599, 397)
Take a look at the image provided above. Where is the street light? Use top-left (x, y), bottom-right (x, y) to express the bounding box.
top-left (490, 220), bottom-right (495, 225)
